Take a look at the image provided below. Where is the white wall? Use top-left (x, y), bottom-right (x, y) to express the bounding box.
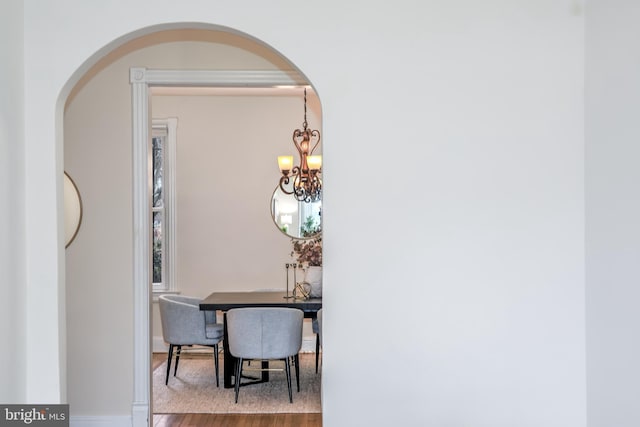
top-left (151, 95), bottom-right (318, 294)
top-left (24, 1), bottom-right (588, 426)
top-left (0, 0), bottom-right (27, 404)
top-left (322, 3), bottom-right (586, 426)
top-left (585, 2), bottom-right (640, 426)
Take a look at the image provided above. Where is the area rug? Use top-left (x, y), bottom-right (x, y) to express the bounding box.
top-left (153, 352), bottom-right (321, 414)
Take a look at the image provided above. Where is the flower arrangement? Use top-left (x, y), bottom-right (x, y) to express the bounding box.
top-left (291, 235), bottom-right (322, 267)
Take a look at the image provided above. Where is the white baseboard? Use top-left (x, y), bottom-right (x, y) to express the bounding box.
top-left (70, 415), bottom-right (131, 427)
top-left (301, 335), bottom-right (317, 353)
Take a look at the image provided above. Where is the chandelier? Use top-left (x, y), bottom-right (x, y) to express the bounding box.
top-left (277, 88), bottom-right (322, 203)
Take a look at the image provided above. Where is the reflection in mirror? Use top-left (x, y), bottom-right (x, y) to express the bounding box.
top-left (271, 182), bottom-right (321, 239)
top-left (64, 172), bottom-right (83, 248)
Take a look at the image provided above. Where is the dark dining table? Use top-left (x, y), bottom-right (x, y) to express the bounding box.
top-left (199, 290), bottom-right (322, 388)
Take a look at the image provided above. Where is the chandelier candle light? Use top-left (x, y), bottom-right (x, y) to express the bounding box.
top-left (277, 87), bottom-right (322, 203)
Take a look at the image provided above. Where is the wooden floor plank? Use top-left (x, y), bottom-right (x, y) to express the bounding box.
top-left (152, 413), bottom-right (322, 427)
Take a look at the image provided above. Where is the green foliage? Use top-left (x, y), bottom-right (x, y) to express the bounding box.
top-left (301, 215), bottom-right (321, 238)
top-left (153, 239), bottom-right (162, 283)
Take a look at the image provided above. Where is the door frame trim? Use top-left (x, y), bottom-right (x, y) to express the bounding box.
top-left (129, 67), bottom-right (308, 426)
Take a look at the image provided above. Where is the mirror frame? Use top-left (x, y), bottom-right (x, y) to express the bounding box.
top-left (270, 184), bottom-right (322, 240)
top-left (64, 171), bottom-right (83, 248)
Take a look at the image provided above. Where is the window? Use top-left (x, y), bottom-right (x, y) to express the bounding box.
top-left (151, 118), bottom-right (178, 293)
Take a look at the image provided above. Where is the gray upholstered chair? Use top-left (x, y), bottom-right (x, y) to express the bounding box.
top-left (226, 307), bottom-right (303, 403)
top-left (158, 294), bottom-right (223, 386)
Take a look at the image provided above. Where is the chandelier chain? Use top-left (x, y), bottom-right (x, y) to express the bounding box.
top-left (303, 88), bottom-right (308, 130)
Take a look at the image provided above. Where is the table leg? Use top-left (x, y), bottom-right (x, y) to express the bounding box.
top-left (223, 311), bottom-right (270, 388)
top-left (222, 312), bottom-right (235, 389)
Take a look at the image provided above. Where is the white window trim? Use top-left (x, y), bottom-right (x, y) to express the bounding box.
top-left (151, 118), bottom-right (178, 297)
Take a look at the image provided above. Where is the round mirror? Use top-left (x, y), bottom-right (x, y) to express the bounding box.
top-left (64, 172), bottom-right (83, 248)
top-left (271, 183), bottom-right (321, 239)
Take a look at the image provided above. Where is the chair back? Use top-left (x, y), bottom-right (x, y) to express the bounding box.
top-left (227, 307), bottom-right (303, 360)
top-left (159, 294), bottom-right (208, 345)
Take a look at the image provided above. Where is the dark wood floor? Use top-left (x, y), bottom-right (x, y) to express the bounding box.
top-left (153, 412), bottom-right (322, 426)
top-left (152, 353), bottom-right (322, 427)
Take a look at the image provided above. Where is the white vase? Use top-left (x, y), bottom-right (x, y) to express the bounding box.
top-left (304, 266), bottom-right (322, 298)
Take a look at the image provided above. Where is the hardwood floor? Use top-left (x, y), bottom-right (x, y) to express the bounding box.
top-left (152, 353), bottom-right (322, 427)
top-left (153, 412), bottom-right (322, 426)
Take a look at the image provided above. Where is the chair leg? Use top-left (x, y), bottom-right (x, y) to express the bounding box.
top-left (165, 344), bottom-right (174, 385)
top-left (174, 345), bottom-right (182, 377)
top-left (284, 358), bottom-right (293, 403)
top-left (315, 334), bottom-right (320, 373)
top-left (294, 354), bottom-right (300, 392)
top-left (213, 344), bottom-right (219, 387)
top-left (234, 357), bottom-right (243, 403)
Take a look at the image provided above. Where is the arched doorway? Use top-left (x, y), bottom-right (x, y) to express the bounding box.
top-left (63, 25), bottom-right (322, 426)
